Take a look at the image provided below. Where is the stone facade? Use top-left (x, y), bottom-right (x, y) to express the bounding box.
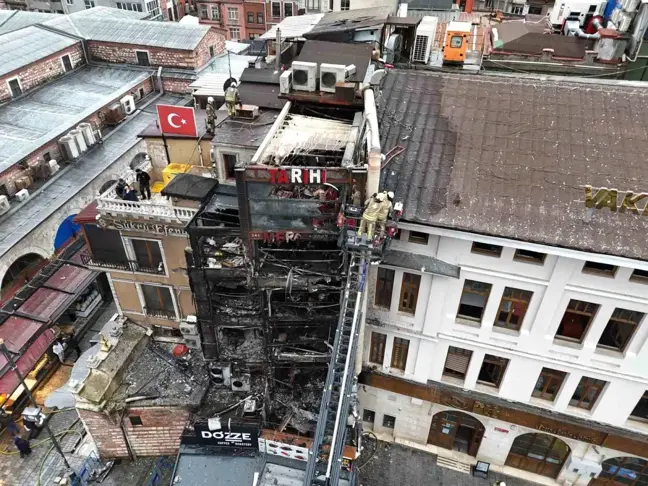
top-left (0, 43), bottom-right (85, 104)
top-left (78, 407), bottom-right (190, 459)
top-left (161, 77), bottom-right (193, 94)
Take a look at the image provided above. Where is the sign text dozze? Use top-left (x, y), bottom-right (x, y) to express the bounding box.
top-left (193, 423), bottom-right (259, 448)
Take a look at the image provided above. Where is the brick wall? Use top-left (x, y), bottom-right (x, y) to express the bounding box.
top-left (161, 77), bottom-right (192, 94)
top-left (265, 1), bottom-right (299, 28)
top-left (194, 28), bottom-right (226, 68)
top-left (78, 406), bottom-right (190, 459)
top-left (0, 43), bottom-right (85, 104)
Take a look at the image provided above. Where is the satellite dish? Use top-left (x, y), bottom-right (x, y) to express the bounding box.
top-left (223, 77), bottom-right (238, 93)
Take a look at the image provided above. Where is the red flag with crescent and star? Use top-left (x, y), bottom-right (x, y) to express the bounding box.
top-left (156, 104), bottom-right (198, 137)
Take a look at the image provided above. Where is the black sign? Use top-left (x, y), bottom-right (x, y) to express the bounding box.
top-left (193, 423), bottom-right (259, 448)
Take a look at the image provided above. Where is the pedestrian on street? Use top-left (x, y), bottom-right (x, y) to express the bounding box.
top-left (53, 339), bottom-right (66, 363)
top-left (135, 168), bottom-right (151, 200)
top-left (13, 435), bottom-right (32, 458)
top-left (0, 409), bottom-right (19, 436)
top-left (64, 334), bottom-right (82, 360)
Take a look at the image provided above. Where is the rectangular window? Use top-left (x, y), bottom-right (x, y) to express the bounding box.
top-left (228, 6), bottom-right (238, 19)
top-left (443, 346), bottom-right (472, 380)
top-left (146, 0), bottom-right (160, 17)
top-left (369, 332), bottom-right (386, 365)
top-left (528, 5), bottom-right (542, 14)
top-left (129, 238), bottom-right (164, 273)
top-left (284, 2), bottom-right (293, 16)
top-left (84, 0), bottom-right (95, 8)
top-left (382, 414), bottom-right (395, 429)
top-left (398, 273), bottom-right (420, 314)
top-left (597, 308), bottom-right (643, 352)
top-left (61, 54), bottom-right (73, 72)
top-left (257, 12), bottom-right (263, 23)
top-left (375, 267), bottom-right (394, 309)
top-left (209, 46), bottom-right (215, 57)
top-left (8, 78), bottom-right (22, 98)
top-left (222, 153), bottom-right (238, 178)
top-left (495, 287), bottom-right (533, 331)
top-left (229, 27), bottom-right (240, 39)
top-left (341, 0), bottom-right (350, 9)
top-left (362, 409), bottom-right (375, 424)
top-left (556, 299), bottom-right (599, 343)
top-left (570, 377), bottom-right (607, 410)
top-left (513, 249), bottom-right (546, 264)
top-left (307, 0), bottom-right (320, 9)
top-left (247, 12), bottom-right (254, 23)
top-left (471, 242), bottom-right (503, 257)
top-left (457, 280), bottom-right (492, 322)
top-left (630, 391), bottom-right (648, 422)
top-left (390, 337), bottom-right (409, 371)
top-left (140, 284), bottom-right (176, 319)
top-left (630, 269), bottom-right (648, 283)
top-left (136, 51), bottom-right (150, 67)
top-left (249, 34), bottom-right (257, 40)
top-left (43, 152), bottom-right (52, 162)
top-left (129, 416), bottom-right (143, 426)
top-left (66, 0), bottom-right (73, 4)
top-left (582, 261), bottom-right (618, 277)
top-left (408, 231), bottom-right (429, 245)
top-left (532, 368), bottom-right (567, 402)
top-left (477, 354), bottom-right (509, 388)
top-left (200, 6), bottom-right (208, 18)
top-left (272, 2), bottom-right (280, 17)
top-left (211, 5), bottom-right (219, 19)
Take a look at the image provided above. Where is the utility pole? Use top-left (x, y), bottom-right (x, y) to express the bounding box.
top-left (0, 339), bottom-right (76, 474)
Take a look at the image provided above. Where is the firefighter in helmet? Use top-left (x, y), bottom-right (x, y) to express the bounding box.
top-left (357, 192), bottom-right (385, 241)
top-left (224, 82), bottom-right (241, 117)
top-left (205, 96), bottom-right (217, 134)
top-left (376, 190), bottom-right (393, 238)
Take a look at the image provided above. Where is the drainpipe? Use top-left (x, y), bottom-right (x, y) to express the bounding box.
top-left (275, 27), bottom-right (282, 72)
top-left (362, 86), bottom-right (381, 197)
top-left (156, 66), bottom-right (165, 94)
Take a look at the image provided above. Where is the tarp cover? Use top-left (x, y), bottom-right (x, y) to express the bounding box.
top-left (0, 328), bottom-right (55, 394)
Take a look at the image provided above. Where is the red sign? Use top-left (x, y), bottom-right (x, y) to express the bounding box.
top-left (494, 427), bottom-right (509, 434)
top-left (268, 168), bottom-right (326, 185)
top-left (156, 104), bottom-right (198, 137)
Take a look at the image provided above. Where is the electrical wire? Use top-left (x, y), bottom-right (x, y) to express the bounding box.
top-left (357, 431), bottom-right (379, 470)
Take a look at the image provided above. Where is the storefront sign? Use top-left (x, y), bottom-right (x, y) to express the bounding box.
top-left (494, 427), bottom-right (509, 434)
top-left (248, 231), bottom-right (333, 242)
top-left (244, 167), bottom-right (351, 184)
top-left (193, 424), bottom-right (259, 448)
top-left (585, 185), bottom-right (648, 214)
top-left (98, 218), bottom-right (187, 237)
top-left (536, 423), bottom-right (597, 443)
top-left (268, 168), bottom-right (326, 185)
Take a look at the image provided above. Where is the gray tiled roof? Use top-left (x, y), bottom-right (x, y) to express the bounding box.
top-left (0, 26), bottom-right (79, 78)
top-left (0, 11), bottom-right (57, 35)
top-left (45, 11), bottom-right (211, 50)
top-left (379, 70), bottom-right (648, 260)
top-left (0, 65), bottom-right (149, 174)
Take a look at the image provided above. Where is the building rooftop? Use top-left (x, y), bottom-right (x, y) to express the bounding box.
top-left (293, 41), bottom-right (373, 83)
top-left (259, 13), bottom-right (324, 40)
top-left (0, 26), bottom-right (79, 79)
top-left (0, 10), bottom-right (57, 35)
top-left (212, 110), bottom-right (279, 148)
top-left (491, 21), bottom-right (591, 59)
top-left (192, 53), bottom-right (259, 97)
top-left (161, 173), bottom-right (220, 201)
top-left (0, 65), bottom-right (149, 174)
top-left (304, 6), bottom-right (393, 38)
top-left (379, 70), bottom-right (648, 260)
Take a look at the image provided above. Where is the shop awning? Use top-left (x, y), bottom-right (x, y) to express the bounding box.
top-left (381, 249), bottom-right (460, 278)
top-left (46, 264), bottom-right (96, 294)
top-left (0, 328), bottom-right (55, 394)
top-left (19, 288), bottom-right (73, 322)
top-left (0, 316), bottom-right (43, 353)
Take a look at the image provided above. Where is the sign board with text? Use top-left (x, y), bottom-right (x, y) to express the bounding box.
top-left (98, 218), bottom-right (187, 237)
top-left (192, 423), bottom-right (259, 449)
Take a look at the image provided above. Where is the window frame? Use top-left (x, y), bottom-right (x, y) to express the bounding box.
top-left (471, 241), bottom-right (503, 257)
top-left (122, 237), bottom-right (167, 276)
top-left (582, 261), bottom-right (618, 277)
top-left (284, 2), bottom-right (293, 16)
top-left (135, 50), bottom-right (151, 67)
top-left (532, 368), bottom-right (567, 402)
top-left (362, 409), bottom-right (375, 424)
top-left (129, 415), bottom-right (143, 426)
top-left (597, 308), bottom-right (644, 352)
top-left (398, 272), bottom-right (421, 314)
top-left (66, 0), bottom-right (74, 4)
top-left (369, 332), bottom-right (386, 365)
top-left (569, 376), bottom-right (607, 410)
top-left (211, 5), bottom-right (219, 19)
top-left (271, 1), bottom-right (281, 17)
top-left (229, 27), bottom-right (240, 40)
top-left (513, 248), bottom-right (546, 265)
top-left (442, 346), bottom-right (473, 380)
top-left (60, 54), bottom-right (73, 72)
top-left (257, 12), bottom-right (264, 23)
top-left (137, 283), bottom-right (179, 320)
top-left (457, 279), bottom-right (492, 323)
top-left (630, 269), bottom-right (648, 284)
top-left (7, 77), bottom-right (23, 98)
top-left (477, 354), bottom-right (509, 388)
top-left (200, 5), bottom-right (208, 19)
top-left (382, 414), bottom-right (396, 429)
top-left (228, 6), bottom-right (238, 20)
top-left (630, 391), bottom-right (648, 422)
top-left (495, 287), bottom-right (533, 331)
top-left (390, 337), bottom-right (409, 371)
top-left (555, 299), bottom-right (599, 344)
top-left (408, 231), bottom-right (429, 245)
top-left (374, 267), bottom-right (394, 309)
top-left (222, 152), bottom-right (238, 179)
top-left (247, 11), bottom-right (254, 23)
top-left (340, 0), bottom-right (350, 10)
top-left (84, 0), bottom-right (95, 8)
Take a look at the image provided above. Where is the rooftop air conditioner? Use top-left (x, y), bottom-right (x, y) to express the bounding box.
top-left (231, 373), bottom-right (251, 392)
top-left (280, 69), bottom-right (292, 94)
top-left (186, 314), bottom-right (197, 323)
top-left (105, 103), bottom-right (126, 126)
top-left (120, 95), bottom-right (136, 115)
top-left (70, 129), bottom-right (87, 153)
top-left (291, 61), bottom-right (317, 92)
top-left (59, 135), bottom-right (80, 160)
top-left (15, 189), bottom-right (29, 202)
top-left (209, 363), bottom-right (231, 387)
top-left (0, 195), bottom-right (9, 216)
top-left (77, 123), bottom-right (95, 146)
top-left (320, 63), bottom-right (346, 93)
top-left (46, 159), bottom-right (60, 177)
top-left (412, 16), bottom-right (439, 63)
top-left (180, 321), bottom-right (198, 336)
top-left (184, 334), bottom-right (201, 349)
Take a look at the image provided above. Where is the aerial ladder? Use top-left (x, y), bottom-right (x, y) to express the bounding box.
top-left (304, 197), bottom-right (402, 486)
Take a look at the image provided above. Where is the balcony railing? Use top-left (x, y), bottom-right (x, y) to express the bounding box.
top-left (81, 253), bottom-right (165, 275)
top-left (144, 308), bottom-right (177, 320)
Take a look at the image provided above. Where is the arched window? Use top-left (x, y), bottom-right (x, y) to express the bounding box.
top-left (427, 410), bottom-right (485, 457)
top-left (595, 457), bottom-right (648, 485)
top-left (505, 433), bottom-right (570, 478)
top-left (1, 253), bottom-right (45, 290)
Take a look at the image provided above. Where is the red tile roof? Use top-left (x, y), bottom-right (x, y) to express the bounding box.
top-left (19, 288), bottom-right (71, 321)
top-left (0, 316), bottom-right (42, 353)
top-left (46, 264), bottom-right (95, 294)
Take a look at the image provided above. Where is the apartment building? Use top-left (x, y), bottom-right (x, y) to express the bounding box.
top-left (196, 0), bottom-right (270, 40)
top-left (358, 70), bottom-right (648, 485)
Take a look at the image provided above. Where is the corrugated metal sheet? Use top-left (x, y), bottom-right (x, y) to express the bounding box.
top-left (260, 13), bottom-right (324, 40)
top-left (0, 329), bottom-right (56, 394)
top-left (0, 316), bottom-right (42, 353)
top-left (46, 264), bottom-right (95, 294)
top-left (19, 288), bottom-right (72, 321)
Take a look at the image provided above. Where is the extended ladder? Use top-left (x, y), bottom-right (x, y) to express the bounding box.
top-left (304, 249), bottom-right (370, 486)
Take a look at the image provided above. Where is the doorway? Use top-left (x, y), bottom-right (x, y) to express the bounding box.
top-left (427, 410), bottom-right (485, 457)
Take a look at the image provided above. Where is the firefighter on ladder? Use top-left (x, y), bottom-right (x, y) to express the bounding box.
top-left (357, 192), bottom-right (386, 242)
top-left (225, 82), bottom-right (241, 117)
top-left (376, 191), bottom-right (394, 239)
top-left (205, 96), bottom-right (217, 134)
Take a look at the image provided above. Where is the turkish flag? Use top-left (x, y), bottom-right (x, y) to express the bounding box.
top-left (156, 104), bottom-right (198, 137)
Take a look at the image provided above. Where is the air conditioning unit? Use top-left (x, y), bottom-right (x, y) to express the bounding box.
top-left (184, 334), bottom-right (201, 349)
top-left (186, 314), bottom-right (197, 323)
top-left (105, 103), bottom-right (126, 126)
top-left (180, 321), bottom-right (198, 335)
top-left (412, 16), bottom-right (438, 63)
top-left (47, 159), bottom-right (60, 177)
top-left (15, 189), bottom-right (29, 202)
top-left (70, 129), bottom-right (87, 153)
top-left (291, 61), bottom-right (317, 92)
top-left (280, 69), bottom-right (292, 94)
top-left (209, 363), bottom-right (231, 387)
top-left (565, 456), bottom-right (602, 479)
top-left (231, 373), bottom-right (250, 392)
top-left (58, 135), bottom-right (80, 160)
top-left (320, 63), bottom-right (346, 93)
top-left (0, 195), bottom-right (9, 215)
top-left (77, 123), bottom-right (95, 146)
top-left (120, 95), bottom-right (136, 115)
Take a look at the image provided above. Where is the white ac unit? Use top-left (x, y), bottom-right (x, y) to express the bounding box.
top-left (184, 334), bottom-right (201, 349)
top-left (231, 373), bottom-right (251, 392)
top-left (0, 195), bottom-right (9, 215)
top-left (209, 363), bottom-right (231, 387)
top-left (319, 63), bottom-right (346, 93)
top-left (179, 321), bottom-right (198, 336)
top-left (59, 135), bottom-right (80, 160)
top-left (120, 95), bottom-right (136, 115)
top-left (15, 189), bottom-right (29, 202)
top-left (77, 123), bottom-right (95, 146)
top-left (291, 61), bottom-right (317, 92)
top-left (412, 16), bottom-right (438, 63)
top-left (280, 69), bottom-right (292, 94)
top-left (47, 159), bottom-right (60, 176)
top-left (70, 129), bottom-right (87, 153)
top-left (565, 456), bottom-right (602, 479)
top-left (186, 314), bottom-right (197, 324)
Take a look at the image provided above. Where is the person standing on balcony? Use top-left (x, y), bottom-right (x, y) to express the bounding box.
top-left (136, 169), bottom-right (151, 200)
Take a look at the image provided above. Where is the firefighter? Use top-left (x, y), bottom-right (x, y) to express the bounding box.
top-left (376, 191), bottom-right (393, 238)
top-left (224, 82), bottom-right (241, 117)
top-left (357, 192), bottom-right (385, 241)
top-left (350, 182), bottom-right (361, 207)
top-left (205, 96), bottom-right (217, 134)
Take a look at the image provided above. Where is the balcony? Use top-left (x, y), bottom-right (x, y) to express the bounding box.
top-left (80, 252), bottom-right (165, 275)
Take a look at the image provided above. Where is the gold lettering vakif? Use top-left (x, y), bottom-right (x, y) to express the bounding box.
top-left (585, 186), bottom-right (648, 215)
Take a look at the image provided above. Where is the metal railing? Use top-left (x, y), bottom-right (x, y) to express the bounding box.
top-left (144, 308), bottom-right (177, 320)
top-left (80, 252), bottom-right (165, 275)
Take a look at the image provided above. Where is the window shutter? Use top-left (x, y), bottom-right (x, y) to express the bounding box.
top-left (444, 352), bottom-right (471, 374)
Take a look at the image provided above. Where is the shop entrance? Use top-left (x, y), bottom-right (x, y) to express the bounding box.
top-left (592, 457), bottom-right (648, 485)
top-left (505, 433), bottom-right (570, 479)
top-left (427, 410), bottom-right (485, 457)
